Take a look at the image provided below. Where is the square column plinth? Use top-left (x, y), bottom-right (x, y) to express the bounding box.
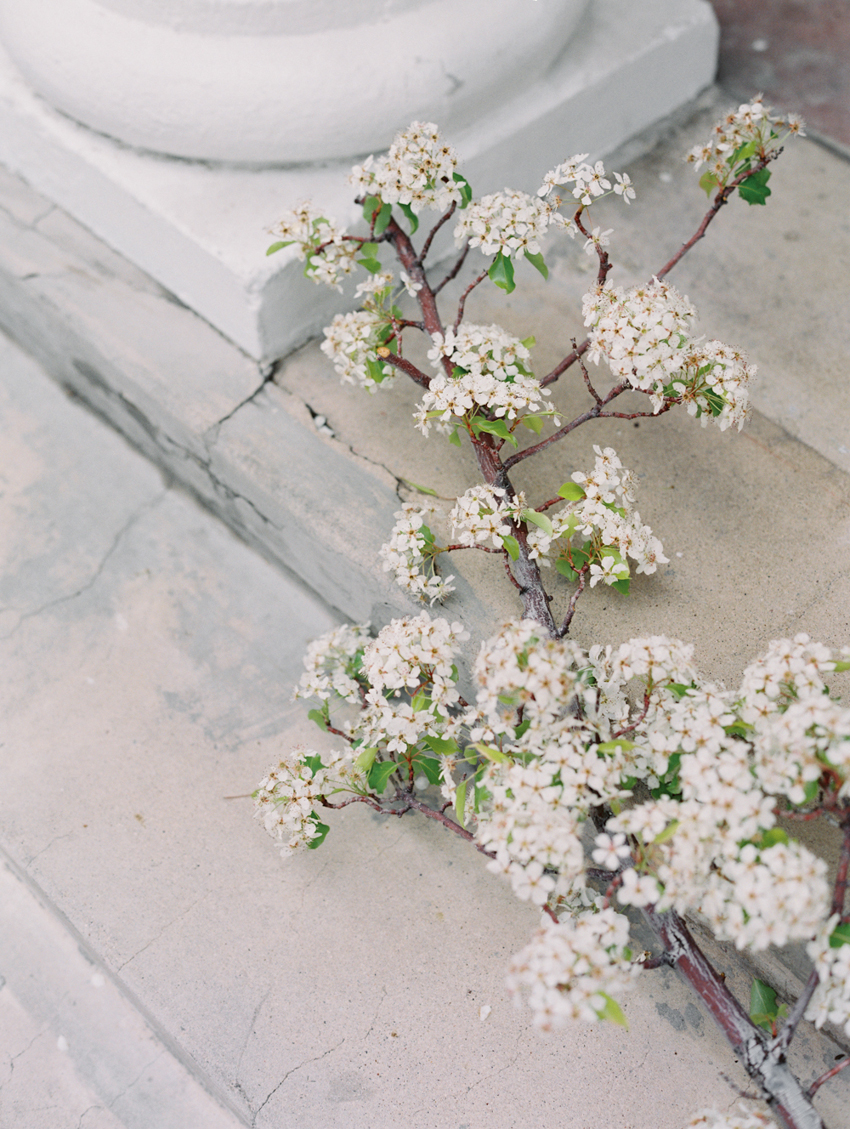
top-left (0, 0), bottom-right (718, 362)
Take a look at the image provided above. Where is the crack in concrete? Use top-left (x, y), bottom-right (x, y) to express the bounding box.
top-left (363, 986), bottom-right (387, 1042)
top-left (0, 491), bottom-right (167, 641)
top-left (463, 1029), bottom-right (522, 1098)
top-left (25, 829), bottom-right (75, 867)
top-left (117, 895), bottom-right (207, 971)
top-left (251, 1038), bottom-right (345, 1127)
top-left (76, 1103), bottom-right (104, 1128)
top-left (108, 1049), bottom-right (165, 1110)
top-left (208, 369), bottom-right (276, 439)
top-left (1, 1026), bottom-right (48, 1089)
top-left (235, 986), bottom-right (272, 1084)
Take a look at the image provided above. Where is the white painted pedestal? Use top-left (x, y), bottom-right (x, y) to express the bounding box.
top-left (0, 0), bottom-right (718, 362)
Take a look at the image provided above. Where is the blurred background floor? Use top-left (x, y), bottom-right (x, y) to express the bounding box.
top-left (709, 0), bottom-right (850, 150)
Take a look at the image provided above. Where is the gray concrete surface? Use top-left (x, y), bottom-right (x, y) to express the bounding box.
top-left (4, 335), bottom-right (848, 1127)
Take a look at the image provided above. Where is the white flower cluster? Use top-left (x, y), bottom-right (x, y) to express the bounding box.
top-left (686, 98), bottom-right (804, 178)
top-left (506, 909), bottom-right (638, 1029)
top-left (449, 485), bottom-right (516, 549)
top-left (254, 746), bottom-right (365, 857)
top-left (294, 622), bottom-right (371, 703)
top-left (350, 121), bottom-right (462, 213)
top-left (686, 1108), bottom-right (779, 1129)
top-left (454, 189), bottom-right (552, 259)
top-left (361, 612), bottom-right (468, 709)
top-left (320, 309), bottom-right (395, 392)
top-left (531, 446), bottom-right (668, 580)
top-left (583, 278), bottom-right (695, 392)
top-left (670, 339), bottom-right (755, 432)
top-left (805, 916), bottom-right (850, 1036)
top-left (415, 323), bottom-right (549, 436)
top-left (378, 504), bottom-right (456, 605)
top-left (270, 202), bottom-right (358, 291)
top-left (538, 154), bottom-right (635, 207)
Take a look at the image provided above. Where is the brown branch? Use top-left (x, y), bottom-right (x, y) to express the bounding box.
top-left (558, 566), bottom-right (587, 637)
top-left (807, 1055), bottom-right (850, 1099)
top-left (442, 543), bottom-right (503, 554)
top-left (403, 793), bottom-right (495, 857)
top-left (541, 337), bottom-right (590, 388)
top-left (503, 552), bottom-right (523, 591)
top-left (379, 351), bottom-right (432, 389)
top-left (319, 793), bottom-right (385, 813)
top-left (574, 338), bottom-right (603, 404)
top-left (574, 209), bottom-right (612, 288)
top-left (433, 242), bottom-right (470, 295)
top-left (655, 157), bottom-right (774, 281)
top-left (502, 381), bottom-right (629, 471)
top-left (419, 201), bottom-right (457, 261)
top-left (454, 268), bottom-right (490, 331)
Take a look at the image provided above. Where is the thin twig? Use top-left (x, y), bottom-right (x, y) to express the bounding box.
top-left (454, 268), bottom-right (490, 330)
top-left (433, 243), bottom-right (470, 295)
top-left (807, 1055), bottom-right (850, 1098)
top-left (558, 567), bottom-right (587, 637)
top-left (573, 338), bottom-right (602, 404)
top-left (503, 381), bottom-right (629, 471)
top-left (379, 351), bottom-right (432, 389)
top-left (540, 338), bottom-right (590, 388)
top-left (419, 201), bottom-right (457, 262)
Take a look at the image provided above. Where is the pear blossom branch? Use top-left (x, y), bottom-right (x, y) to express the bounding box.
top-left (378, 351), bottom-right (432, 389)
top-left (454, 268), bottom-right (491, 330)
top-left (502, 382), bottom-right (629, 471)
top-left (419, 201), bottom-right (457, 261)
top-left (433, 242), bottom-right (470, 295)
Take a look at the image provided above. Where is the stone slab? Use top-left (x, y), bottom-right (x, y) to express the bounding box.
top-left (0, 0), bottom-right (718, 361)
top-left (4, 332), bottom-right (849, 1128)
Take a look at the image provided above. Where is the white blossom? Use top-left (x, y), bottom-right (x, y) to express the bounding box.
top-left (350, 121), bottom-right (462, 214)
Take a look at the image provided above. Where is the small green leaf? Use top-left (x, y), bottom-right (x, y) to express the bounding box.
top-left (307, 708), bottom-right (328, 732)
top-left (471, 742), bottom-right (509, 764)
top-left (362, 195), bottom-right (382, 222)
top-left (355, 746), bottom-right (378, 773)
top-left (738, 167), bottom-right (771, 206)
top-left (558, 482), bottom-right (586, 501)
top-left (829, 922), bottom-right (850, 949)
top-left (803, 778), bottom-right (821, 803)
top-left (651, 820), bottom-right (680, 846)
top-left (611, 577), bottom-right (630, 596)
top-left (597, 992), bottom-right (629, 1029)
top-left (473, 417), bottom-right (518, 447)
top-left (357, 257), bottom-right (384, 275)
top-left (597, 739), bottom-right (636, 754)
top-left (373, 201), bottom-right (393, 235)
top-left (523, 250), bottom-right (548, 279)
top-left (761, 827), bottom-right (790, 848)
top-left (666, 683), bottom-right (690, 700)
top-left (400, 478), bottom-right (438, 496)
top-left (423, 735), bottom-right (461, 757)
top-left (750, 978), bottom-right (780, 1031)
top-left (699, 170), bottom-right (721, 197)
top-left (413, 755), bottom-right (442, 786)
top-left (306, 814), bottom-right (330, 849)
top-left (488, 251), bottom-right (516, 294)
top-left (266, 240), bottom-right (293, 256)
top-left (452, 172), bottom-right (473, 207)
top-left (522, 509), bottom-right (554, 536)
top-left (502, 535), bottom-right (520, 561)
top-left (303, 754), bottom-right (324, 775)
top-left (398, 202), bottom-right (419, 234)
top-left (833, 660), bottom-right (850, 673)
top-left (555, 558), bottom-right (577, 581)
top-left (455, 778), bottom-right (468, 827)
top-left (730, 139), bottom-right (758, 165)
top-left (448, 427), bottom-right (462, 448)
top-left (360, 242), bottom-right (379, 258)
top-left (520, 414), bottom-right (544, 434)
top-left (521, 335), bottom-right (537, 349)
top-left (368, 760), bottom-right (399, 794)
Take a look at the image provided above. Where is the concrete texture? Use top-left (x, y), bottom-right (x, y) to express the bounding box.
top-left (8, 333), bottom-right (849, 1127)
top-left (0, 0), bottom-right (718, 360)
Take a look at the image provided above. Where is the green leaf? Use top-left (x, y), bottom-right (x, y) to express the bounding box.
top-left (303, 754), bottom-right (324, 775)
top-left (488, 251), bottom-right (516, 294)
top-left (355, 746), bottom-right (378, 773)
top-left (357, 257), bottom-right (384, 275)
top-left (473, 417), bottom-right (518, 447)
top-left (400, 478), bottom-right (438, 496)
top-left (651, 820), bottom-right (680, 846)
top-left (730, 139), bottom-right (758, 165)
top-left (455, 778), bottom-right (468, 827)
top-left (413, 755), bottom-right (442, 786)
top-left (521, 335), bottom-right (537, 349)
top-left (597, 992), bottom-right (629, 1029)
top-left (373, 201), bottom-right (393, 236)
top-left (558, 482), bottom-right (586, 501)
top-left (423, 735), bottom-right (461, 757)
top-left (666, 683), bottom-right (690, 700)
top-left (266, 240), bottom-right (293, 256)
top-left (523, 250), bottom-right (548, 279)
top-left (761, 827), bottom-right (790, 848)
top-left (803, 778), bottom-right (821, 803)
top-left (738, 167), bottom-right (771, 206)
top-left (362, 195), bottom-right (382, 222)
top-left (452, 172), bottom-right (473, 208)
top-left (555, 558), bottom-right (577, 581)
top-left (502, 535), bottom-right (520, 561)
top-left (750, 979), bottom-right (780, 1031)
top-left (699, 170), bottom-right (721, 197)
top-left (306, 814), bottom-right (330, 850)
top-left (522, 509), bottom-right (554, 536)
top-left (368, 760), bottom-right (399, 794)
top-left (833, 660), bottom-right (850, 673)
top-left (611, 577), bottom-right (630, 596)
top-left (448, 427), bottom-right (462, 448)
top-left (307, 708), bottom-right (328, 732)
top-left (366, 357), bottom-right (388, 384)
top-left (520, 414), bottom-right (544, 434)
top-left (398, 202), bottom-right (419, 234)
top-left (597, 739), bottom-right (636, 754)
top-left (829, 922), bottom-right (850, 949)
top-left (470, 742), bottom-right (509, 764)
